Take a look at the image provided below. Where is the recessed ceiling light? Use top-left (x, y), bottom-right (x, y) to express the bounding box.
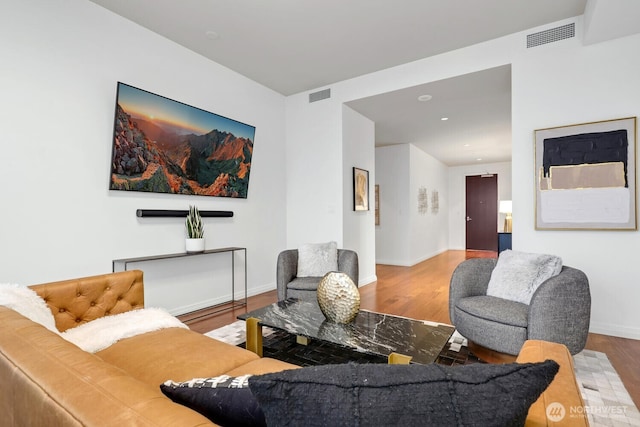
top-left (441, 117), bottom-right (449, 121)
top-left (205, 30), bottom-right (220, 40)
top-left (417, 94), bottom-right (432, 102)
top-left (476, 158), bottom-right (483, 161)
top-left (463, 144), bottom-right (470, 147)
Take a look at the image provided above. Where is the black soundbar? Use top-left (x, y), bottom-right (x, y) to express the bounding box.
top-left (136, 209), bottom-right (234, 218)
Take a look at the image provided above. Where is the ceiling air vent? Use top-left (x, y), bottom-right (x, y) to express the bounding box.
top-left (527, 23), bottom-right (575, 48)
top-left (309, 88), bottom-right (331, 103)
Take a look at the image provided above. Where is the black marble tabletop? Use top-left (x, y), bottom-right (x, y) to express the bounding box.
top-left (238, 298), bottom-right (455, 364)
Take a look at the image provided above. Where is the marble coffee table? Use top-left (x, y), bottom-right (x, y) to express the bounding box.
top-left (238, 298), bottom-right (455, 364)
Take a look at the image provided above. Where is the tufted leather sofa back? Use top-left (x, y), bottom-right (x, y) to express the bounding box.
top-left (29, 270), bottom-right (145, 332)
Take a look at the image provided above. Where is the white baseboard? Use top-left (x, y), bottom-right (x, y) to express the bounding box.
top-left (359, 274), bottom-right (377, 287)
top-left (168, 296), bottom-right (232, 316)
top-left (376, 248), bottom-right (448, 267)
top-left (242, 283), bottom-right (275, 299)
top-left (589, 322), bottom-right (640, 340)
top-left (410, 248), bottom-right (448, 266)
top-left (375, 258), bottom-right (412, 267)
top-left (168, 283), bottom-right (276, 316)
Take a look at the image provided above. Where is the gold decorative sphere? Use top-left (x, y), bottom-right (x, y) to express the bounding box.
top-left (317, 271), bottom-right (360, 323)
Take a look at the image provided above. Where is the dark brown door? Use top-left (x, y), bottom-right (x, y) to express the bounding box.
top-left (465, 175), bottom-right (498, 251)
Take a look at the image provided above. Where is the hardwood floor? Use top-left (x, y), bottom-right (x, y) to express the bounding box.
top-left (180, 250), bottom-right (640, 408)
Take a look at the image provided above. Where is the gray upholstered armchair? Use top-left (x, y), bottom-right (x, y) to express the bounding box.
top-left (449, 258), bottom-right (590, 355)
top-left (276, 249), bottom-right (359, 301)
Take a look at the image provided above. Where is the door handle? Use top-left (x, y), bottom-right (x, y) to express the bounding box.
top-left (466, 216), bottom-right (472, 222)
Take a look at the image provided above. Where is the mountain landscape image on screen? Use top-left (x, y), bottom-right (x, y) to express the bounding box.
top-left (109, 83), bottom-right (255, 198)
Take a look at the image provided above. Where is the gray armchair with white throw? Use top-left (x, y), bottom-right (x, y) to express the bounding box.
top-left (449, 250), bottom-right (591, 355)
top-left (276, 242), bottom-right (359, 301)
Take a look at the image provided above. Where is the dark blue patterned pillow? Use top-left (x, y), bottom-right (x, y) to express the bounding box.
top-left (161, 374), bottom-right (265, 427)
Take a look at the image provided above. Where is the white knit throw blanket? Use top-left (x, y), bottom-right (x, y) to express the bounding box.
top-left (62, 307), bottom-right (188, 353)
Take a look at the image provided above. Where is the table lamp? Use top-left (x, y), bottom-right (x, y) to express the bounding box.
top-left (499, 200), bottom-right (512, 233)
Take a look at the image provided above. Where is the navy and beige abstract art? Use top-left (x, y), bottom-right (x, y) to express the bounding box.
top-left (109, 82), bottom-right (255, 198)
top-left (535, 117), bottom-right (637, 230)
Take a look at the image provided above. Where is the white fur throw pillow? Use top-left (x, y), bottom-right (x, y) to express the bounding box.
top-left (0, 283), bottom-right (59, 333)
top-left (297, 241), bottom-right (338, 277)
top-left (486, 250), bottom-right (563, 305)
top-left (62, 307), bottom-right (188, 353)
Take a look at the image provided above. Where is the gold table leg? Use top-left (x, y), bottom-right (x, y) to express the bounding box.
top-left (388, 352), bottom-right (412, 364)
top-left (246, 317), bottom-right (263, 357)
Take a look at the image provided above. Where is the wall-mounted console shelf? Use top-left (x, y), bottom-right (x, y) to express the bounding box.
top-left (112, 247), bottom-right (247, 319)
top-left (136, 209), bottom-right (233, 218)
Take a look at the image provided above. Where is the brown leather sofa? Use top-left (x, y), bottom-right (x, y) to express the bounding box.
top-left (0, 270), bottom-right (297, 426)
top-left (0, 270), bottom-right (588, 426)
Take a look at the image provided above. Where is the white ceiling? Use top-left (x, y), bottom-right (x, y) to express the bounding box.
top-left (87, 0), bottom-right (588, 166)
top-left (347, 65), bottom-right (512, 166)
top-left (88, 0), bottom-right (586, 96)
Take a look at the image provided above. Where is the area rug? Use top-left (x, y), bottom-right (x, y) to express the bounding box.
top-left (206, 321), bottom-right (639, 427)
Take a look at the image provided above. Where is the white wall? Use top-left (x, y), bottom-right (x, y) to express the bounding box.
top-left (342, 106), bottom-right (376, 284)
top-left (375, 144), bottom-right (449, 266)
top-left (285, 16), bottom-right (640, 339)
top-left (284, 97), bottom-right (378, 285)
top-left (375, 145), bottom-right (411, 265)
top-left (0, 0), bottom-right (287, 314)
top-left (285, 94), bottom-right (344, 248)
top-left (512, 28), bottom-right (640, 339)
top-left (285, 20), bottom-right (516, 284)
top-left (448, 162), bottom-right (512, 249)
top-left (409, 145), bottom-right (450, 265)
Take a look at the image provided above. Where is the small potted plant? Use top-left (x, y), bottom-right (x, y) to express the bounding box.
top-left (185, 205), bottom-right (205, 253)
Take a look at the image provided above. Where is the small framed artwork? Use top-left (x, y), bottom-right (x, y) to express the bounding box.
top-left (353, 167), bottom-right (370, 211)
top-left (535, 116), bottom-right (637, 230)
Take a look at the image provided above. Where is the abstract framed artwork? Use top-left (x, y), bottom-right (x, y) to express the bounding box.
top-left (431, 190), bottom-right (439, 214)
top-left (109, 82), bottom-right (255, 198)
top-left (353, 167), bottom-right (369, 211)
top-left (418, 186), bottom-right (428, 215)
top-left (535, 117), bottom-right (637, 230)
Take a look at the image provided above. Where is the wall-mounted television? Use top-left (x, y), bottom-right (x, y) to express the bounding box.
top-left (109, 82), bottom-right (255, 198)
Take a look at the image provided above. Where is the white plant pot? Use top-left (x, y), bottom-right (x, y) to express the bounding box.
top-left (185, 238), bottom-right (205, 253)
